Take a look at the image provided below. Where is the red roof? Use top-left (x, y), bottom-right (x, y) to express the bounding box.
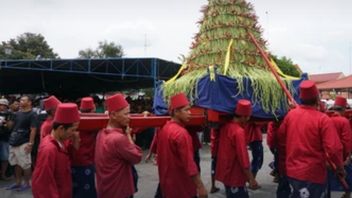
top-left (309, 72), bottom-right (344, 84)
top-left (317, 75), bottom-right (352, 90)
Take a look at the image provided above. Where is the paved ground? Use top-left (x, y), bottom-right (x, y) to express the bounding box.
top-left (0, 135), bottom-right (345, 197)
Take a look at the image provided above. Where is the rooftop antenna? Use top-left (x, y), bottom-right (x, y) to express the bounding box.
top-left (265, 11), bottom-right (269, 41)
top-left (144, 33), bottom-right (151, 56)
top-left (349, 42), bottom-right (351, 74)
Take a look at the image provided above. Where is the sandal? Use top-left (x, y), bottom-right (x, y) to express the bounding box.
top-left (5, 183), bottom-right (21, 190)
top-left (16, 184), bottom-right (31, 192)
top-left (210, 187), bottom-right (220, 193)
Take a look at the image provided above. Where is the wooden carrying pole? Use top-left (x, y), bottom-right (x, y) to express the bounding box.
top-left (247, 31), bottom-right (297, 106)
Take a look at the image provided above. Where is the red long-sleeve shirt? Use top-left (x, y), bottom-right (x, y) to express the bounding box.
top-left (95, 128), bottom-right (142, 198)
top-left (266, 121), bottom-right (278, 150)
top-left (215, 121), bottom-right (250, 187)
top-left (40, 118), bottom-right (53, 141)
top-left (246, 123), bottom-right (263, 143)
top-left (71, 129), bottom-right (98, 166)
top-left (157, 121), bottom-right (199, 198)
top-left (331, 113), bottom-right (352, 161)
top-left (32, 135), bottom-right (72, 198)
top-left (210, 128), bottom-right (219, 157)
top-left (279, 105), bottom-right (343, 184)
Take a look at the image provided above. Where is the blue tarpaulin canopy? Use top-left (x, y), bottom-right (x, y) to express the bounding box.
top-left (153, 72), bottom-right (308, 119)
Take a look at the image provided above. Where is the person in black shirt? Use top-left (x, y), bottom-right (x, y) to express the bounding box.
top-left (6, 95), bottom-right (38, 192)
top-left (0, 98), bottom-right (13, 180)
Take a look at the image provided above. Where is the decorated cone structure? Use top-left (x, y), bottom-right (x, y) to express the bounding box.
top-left (163, 0), bottom-right (301, 116)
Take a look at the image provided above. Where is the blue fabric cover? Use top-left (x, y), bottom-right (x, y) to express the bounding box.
top-left (153, 73), bottom-right (308, 119)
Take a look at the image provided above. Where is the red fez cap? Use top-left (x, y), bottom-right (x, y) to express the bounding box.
top-left (169, 93), bottom-right (190, 111)
top-left (106, 94), bottom-right (129, 112)
top-left (334, 96), bottom-right (347, 108)
top-left (54, 103), bottom-right (80, 124)
top-left (299, 80), bottom-right (319, 100)
top-left (235, 99), bottom-right (252, 116)
top-left (43, 96), bottom-right (61, 111)
top-left (80, 97), bottom-right (95, 110)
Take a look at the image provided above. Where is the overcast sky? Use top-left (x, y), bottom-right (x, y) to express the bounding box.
top-left (1, 0), bottom-right (352, 75)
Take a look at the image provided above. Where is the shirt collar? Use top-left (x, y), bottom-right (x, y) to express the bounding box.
top-left (168, 120), bottom-right (185, 127)
top-left (299, 105), bottom-right (317, 110)
top-left (48, 135), bottom-right (67, 153)
top-left (105, 127), bottom-right (124, 134)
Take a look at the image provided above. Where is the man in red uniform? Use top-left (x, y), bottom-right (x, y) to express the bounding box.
top-left (32, 103), bottom-right (80, 198)
top-left (157, 93), bottom-right (207, 198)
top-left (329, 96), bottom-right (352, 197)
top-left (71, 97), bottom-right (98, 198)
top-left (279, 80), bottom-right (344, 197)
top-left (215, 99), bottom-right (259, 198)
top-left (80, 97), bottom-right (96, 113)
top-left (95, 93), bottom-right (142, 198)
top-left (331, 96), bottom-right (352, 161)
top-left (40, 96), bottom-right (61, 140)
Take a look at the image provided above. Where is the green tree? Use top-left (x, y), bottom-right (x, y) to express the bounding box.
top-left (271, 55), bottom-right (301, 77)
top-left (78, 48), bottom-right (96, 59)
top-left (78, 41), bottom-right (124, 58)
top-left (0, 32), bottom-right (59, 59)
top-left (96, 41), bottom-right (124, 58)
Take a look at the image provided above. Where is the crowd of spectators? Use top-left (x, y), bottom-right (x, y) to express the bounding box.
top-left (0, 93), bottom-right (155, 184)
